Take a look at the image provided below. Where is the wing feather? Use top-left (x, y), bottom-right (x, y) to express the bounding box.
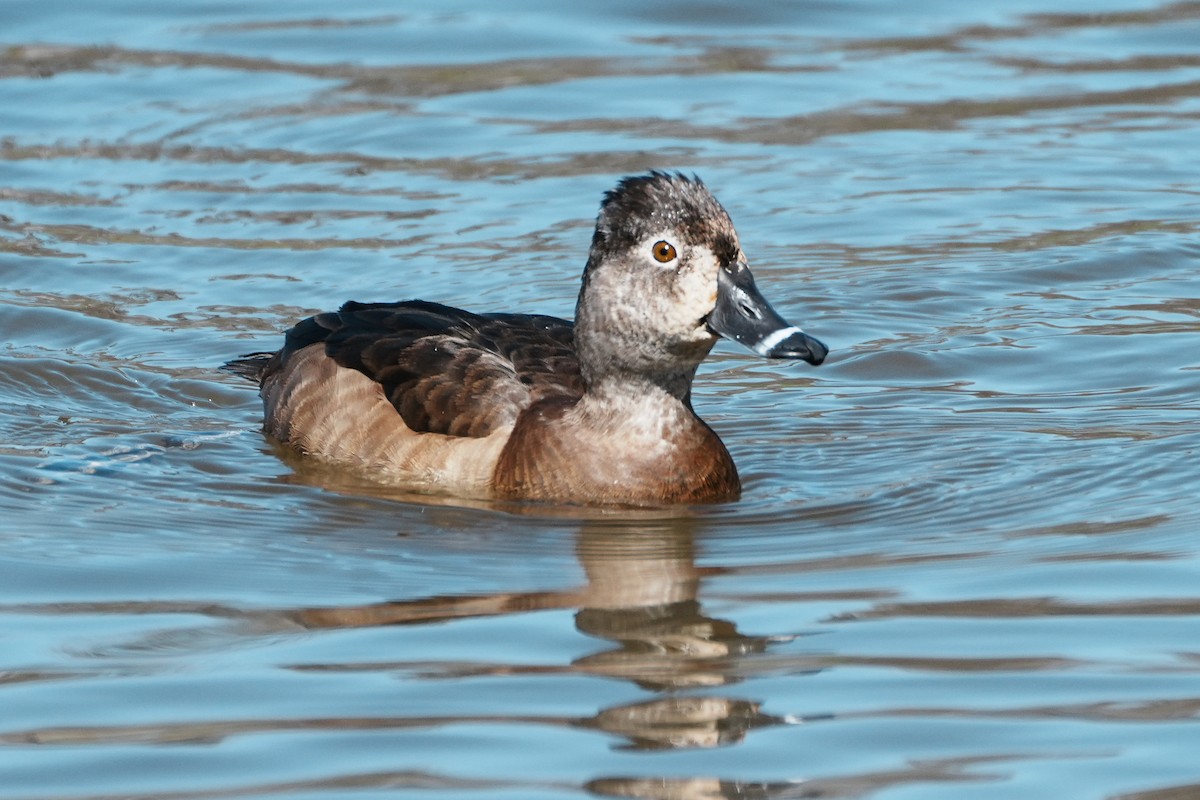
top-left (274, 300), bottom-right (583, 438)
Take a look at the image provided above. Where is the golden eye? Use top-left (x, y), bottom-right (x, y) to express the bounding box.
top-left (652, 240), bottom-right (677, 263)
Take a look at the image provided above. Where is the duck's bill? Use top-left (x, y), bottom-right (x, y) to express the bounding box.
top-left (706, 262), bottom-right (828, 365)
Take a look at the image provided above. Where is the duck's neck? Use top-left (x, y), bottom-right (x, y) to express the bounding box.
top-left (573, 267), bottom-right (715, 404)
top-left (574, 325), bottom-right (712, 405)
top-left (583, 371), bottom-right (695, 410)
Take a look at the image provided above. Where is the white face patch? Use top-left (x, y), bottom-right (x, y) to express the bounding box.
top-left (753, 325), bottom-right (804, 356)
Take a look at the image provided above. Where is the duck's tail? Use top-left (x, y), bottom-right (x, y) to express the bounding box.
top-left (221, 352), bottom-right (274, 383)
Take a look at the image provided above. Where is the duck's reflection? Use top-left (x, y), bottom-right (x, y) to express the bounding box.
top-left (570, 522), bottom-right (786, 752)
top-left (575, 521), bottom-right (777, 685)
top-left (8, 515), bottom-right (826, 800)
top-left (289, 516), bottom-right (792, 754)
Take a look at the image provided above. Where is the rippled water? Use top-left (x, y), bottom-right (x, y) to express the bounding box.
top-left (3, 1), bottom-right (1200, 798)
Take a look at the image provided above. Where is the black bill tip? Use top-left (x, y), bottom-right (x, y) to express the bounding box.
top-left (753, 326), bottom-right (828, 365)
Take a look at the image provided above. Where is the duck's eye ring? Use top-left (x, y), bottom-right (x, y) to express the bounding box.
top-left (652, 240), bottom-right (677, 263)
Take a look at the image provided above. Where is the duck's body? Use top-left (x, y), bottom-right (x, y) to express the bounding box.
top-left (230, 173), bottom-right (827, 506)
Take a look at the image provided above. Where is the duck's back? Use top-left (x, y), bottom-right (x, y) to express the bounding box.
top-left (247, 300), bottom-right (585, 495)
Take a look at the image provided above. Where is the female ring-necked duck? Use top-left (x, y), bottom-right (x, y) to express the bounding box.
top-left (228, 172), bottom-right (827, 506)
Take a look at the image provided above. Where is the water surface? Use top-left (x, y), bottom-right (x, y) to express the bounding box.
top-left (2, 2), bottom-right (1200, 798)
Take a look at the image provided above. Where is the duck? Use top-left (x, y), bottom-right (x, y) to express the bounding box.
top-left (227, 172), bottom-right (827, 506)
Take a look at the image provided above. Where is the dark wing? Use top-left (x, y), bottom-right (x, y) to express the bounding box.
top-left (277, 300), bottom-right (583, 438)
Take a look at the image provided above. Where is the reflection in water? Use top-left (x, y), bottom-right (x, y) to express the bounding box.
top-left (1, 519), bottom-right (813, 799)
top-left (574, 523), bottom-right (780, 689)
top-left (585, 755), bottom-right (1014, 800)
top-left (292, 518), bottom-right (798, 758)
top-left (572, 523), bottom-right (792, 754)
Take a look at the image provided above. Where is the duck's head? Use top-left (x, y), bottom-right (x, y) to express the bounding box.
top-left (575, 172), bottom-right (827, 396)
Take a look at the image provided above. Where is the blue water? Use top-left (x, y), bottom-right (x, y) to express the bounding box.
top-left (3, 1), bottom-right (1200, 798)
